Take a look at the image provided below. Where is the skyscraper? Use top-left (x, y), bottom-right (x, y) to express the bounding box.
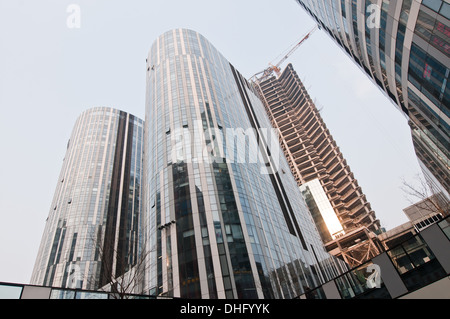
top-left (254, 63), bottom-right (382, 268)
top-left (143, 28), bottom-right (346, 299)
top-left (31, 107), bottom-right (144, 291)
top-left (294, 0), bottom-right (449, 198)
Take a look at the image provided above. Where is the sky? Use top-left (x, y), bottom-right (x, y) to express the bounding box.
top-left (0, 0), bottom-right (424, 285)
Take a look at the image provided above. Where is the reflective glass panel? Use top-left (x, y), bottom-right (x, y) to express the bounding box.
top-left (50, 289), bottom-right (75, 299)
top-left (75, 291), bottom-right (108, 299)
top-left (335, 262), bottom-right (384, 299)
top-left (0, 284), bottom-right (22, 299)
top-left (387, 246), bottom-right (414, 274)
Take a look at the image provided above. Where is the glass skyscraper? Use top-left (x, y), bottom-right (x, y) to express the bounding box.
top-left (294, 0), bottom-right (449, 198)
top-left (31, 107), bottom-right (144, 291)
top-left (144, 28), bottom-right (347, 299)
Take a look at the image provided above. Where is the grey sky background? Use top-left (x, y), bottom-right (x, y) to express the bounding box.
top-left (0, 0), bottom-right (424, 284)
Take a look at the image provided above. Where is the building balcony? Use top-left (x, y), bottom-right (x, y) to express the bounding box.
top-left (340, 185), bottom-right (362, 202)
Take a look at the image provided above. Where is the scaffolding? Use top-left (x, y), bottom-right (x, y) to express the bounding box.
top-left (325, 227), bottom-right (383, 269)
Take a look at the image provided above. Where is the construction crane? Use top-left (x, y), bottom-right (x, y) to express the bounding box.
top-left (250, 25), bottom-right (319, 83)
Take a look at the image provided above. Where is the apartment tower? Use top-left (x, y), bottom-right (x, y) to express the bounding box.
top-left (294, 0), bottom-right (449, 199)
top-left (31, 107), bottom-right (144, 291)
top-left (254, 64), bottom-right (382, 267)
top-left (143, 28), bottom-right (347, 299)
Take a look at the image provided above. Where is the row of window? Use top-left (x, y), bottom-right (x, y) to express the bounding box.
top-left (423, 0), bottom-right (450, 19)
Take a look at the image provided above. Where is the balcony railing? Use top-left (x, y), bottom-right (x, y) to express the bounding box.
top-left (0, 282), bottom-right (171, 299)
top-left (298, 215), bottom-right (450, 299)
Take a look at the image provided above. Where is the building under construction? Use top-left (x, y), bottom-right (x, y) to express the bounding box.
top-left (253, 63), bottom-right (384, 268)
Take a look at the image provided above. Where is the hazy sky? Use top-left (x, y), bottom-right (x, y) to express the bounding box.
top-left (0, 0), bottom-right (424, 284)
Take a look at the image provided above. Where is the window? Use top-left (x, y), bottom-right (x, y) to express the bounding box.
top-left (75, 291), bottom-right (108, 299)
top-left (422, 0), bottom-right (443, 12)
top-left (440, 2), bottom-right (450, 19)
top-left (408, 43), bottom-right (449, 106)
top-left (387, 234), bottom-right (447, 291)
top-left (388, 235), bottom-right (435, 274)
top-left (334, 262), bottom-right (390, 299)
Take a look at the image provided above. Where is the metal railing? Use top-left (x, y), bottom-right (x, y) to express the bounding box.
top-left (300, 215), bottom-right (450, 299)
top-left (0, 281), bottom-right (172, 299)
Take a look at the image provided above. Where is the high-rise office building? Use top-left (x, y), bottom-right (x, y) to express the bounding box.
top-left (294, 0), bottom-right (449, 198)
top-left (254, 63), bottom-right (382, 268)
top-left (144, 28), bottom-right (347, 299)
top-left (31, 107), bottom-right (144, 291)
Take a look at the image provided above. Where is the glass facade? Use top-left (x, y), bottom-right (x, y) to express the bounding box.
top-left (295, 0), bottom-right (449, 198)
top-left (144, 28), bottom-right (347, 299)
top-left (300, 179), bottom-right (345, 242)
top-left (30, 107), bottom-right (144, 291)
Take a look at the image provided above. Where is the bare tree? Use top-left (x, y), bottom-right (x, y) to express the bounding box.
top-left (401, 174), bottom-right (449, 218)
top-left (83, 225), bottom-right (155, 299)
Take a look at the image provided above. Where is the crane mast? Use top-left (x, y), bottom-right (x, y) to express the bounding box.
top-left (250, 25), bottom-right (318, 83)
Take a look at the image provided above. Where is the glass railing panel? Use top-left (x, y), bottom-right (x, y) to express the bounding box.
top-left (335, 274), bottom-right (357, 298)
top-left (387, 246), bottom-right (414, 274)
top-left (50, 289), bottom-right (76, 299)
top-left (400, 258), bottom-right (447, 292)
top-left (113, 294), bottom-right (153, 299)
top-left (386, 232), bottom-right (448, 293)
top-left (404, 236), bottom-right (436, 268)
top-left (75, 291), bottom-right (109, 299)
top-left (354, 285), bottom-right (391, 299)
top-left (304, 286), bottom-right (326, 299)
top-left (0, 284), bottom-right (23, 299)
top-left (388, 234), bottom-right (437, 274)
top-left (335, 262), bottom-right (384, 299)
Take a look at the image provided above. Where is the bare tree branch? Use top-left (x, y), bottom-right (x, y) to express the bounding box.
top-left (401, 174), bottom-right (449, 220)
top-left (83, 225), bottom-right (155, 299)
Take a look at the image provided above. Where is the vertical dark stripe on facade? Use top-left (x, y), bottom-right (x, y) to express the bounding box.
top-left (156, 191), bottom-right (162, 293)
top-left (116, 115), bottom-right (135, 278)
top-left (99, 111), bottom-right (127, 288)
top-left (172, 162), bottom-right (201, 298)
top-left (68, 233), bottom-right (78, 262)
top-left (310, 244), bottom-right (327, 282)
top-left (54, 228), bottom-right (66, 265)
top-left (43, 227), bottom-right (62, 285)
top-left (195, 186), bottom-right (218, 299)
top-left (229, 64), bottom-right (308, 251)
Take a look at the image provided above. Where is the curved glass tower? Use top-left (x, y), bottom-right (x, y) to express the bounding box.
top-left (31, 107), bottom-right (144, 290)
top-left (295, 0), bottom-right (449, 198)
top-left (144, 29), bottom-right (346, 299)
